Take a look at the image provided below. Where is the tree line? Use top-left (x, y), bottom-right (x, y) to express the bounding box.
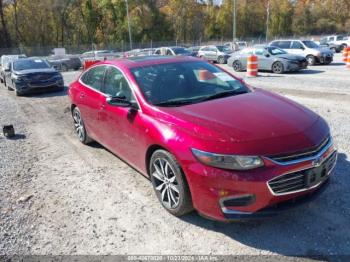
top-left (0, 0), bottom-right (349, 49)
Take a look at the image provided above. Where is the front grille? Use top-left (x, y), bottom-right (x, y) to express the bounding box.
top-left (268, 151), bottom-right (337, 195)
top-left (269, 136), bottom-right (330, 163)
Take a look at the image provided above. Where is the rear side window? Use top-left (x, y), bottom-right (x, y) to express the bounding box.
top-left (81, 66), bottom-right (106, 91)
top-left (291, 41), bottom-right (303, 49)
top-left (277, 41), bottom-right (291, 49)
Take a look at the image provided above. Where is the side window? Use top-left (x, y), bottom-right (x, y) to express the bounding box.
top-left (81, 66), bottom-right (106, 91)
top-left (329, 37), bottom-right (335, 41)
top-left (279, 41), bottom-right (291, 49)
top-left (291, 41), bottom-right (303, 49)
top-left (103, 67), bottom-right (135, 102)
top-left (154, 49), bottom-right (161, 55)
top-left (166, 49), bottom-right (173, 56)
top-left (209, 47), bottom-right (217, 52)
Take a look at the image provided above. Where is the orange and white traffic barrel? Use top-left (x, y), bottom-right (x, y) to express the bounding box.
top-left (347, 48), bottom-right (350, 69)
top-left (342, 47), bottom-right (348, 63)
top-left (247, 55), bottom-right (258, 77)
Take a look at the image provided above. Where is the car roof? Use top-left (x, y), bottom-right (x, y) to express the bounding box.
top-left (253, 45), bottom-right (268, 48)
top-left (98, 55), bottom-right (201, 69)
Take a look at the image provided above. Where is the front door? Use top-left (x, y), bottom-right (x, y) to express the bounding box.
top-left (98, 66), bottom-right (147, 170)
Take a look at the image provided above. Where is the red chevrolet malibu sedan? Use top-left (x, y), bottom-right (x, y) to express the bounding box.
top-left (68, 56), bottom-right (337, 221)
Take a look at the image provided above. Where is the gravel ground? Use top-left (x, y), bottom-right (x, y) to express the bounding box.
top-left (0, 53), bottom-right (349, 259)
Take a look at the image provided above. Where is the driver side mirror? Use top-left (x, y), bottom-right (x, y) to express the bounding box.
top-left (264, 53), bottom-right (270, 57)
top-left (106, 94), bottom-right (131, 107)
top-left (300, 46), bottom-right (305, 50)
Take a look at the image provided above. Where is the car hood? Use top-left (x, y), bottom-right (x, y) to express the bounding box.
top-left (14, 68), bottom-right (57, 75)
top-left (277, 54), bottom-right (305, 61)
top-left (157, 89), bottom-right (329, 155)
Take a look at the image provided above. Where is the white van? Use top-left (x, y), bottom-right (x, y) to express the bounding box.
top-left (269, 40), bottom-right (333, 65)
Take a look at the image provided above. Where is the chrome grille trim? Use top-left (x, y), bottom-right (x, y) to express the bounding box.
top-left (265, 137), bottom-right (333, 166)
top-left (267, 151), bottom-right (337, 196)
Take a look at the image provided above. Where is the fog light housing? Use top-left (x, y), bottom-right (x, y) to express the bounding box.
top-left (221, 194), bottom-right (256, 207)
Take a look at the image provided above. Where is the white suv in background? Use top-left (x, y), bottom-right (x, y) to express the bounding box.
top-left (269, 40), bottom-right (333, 65)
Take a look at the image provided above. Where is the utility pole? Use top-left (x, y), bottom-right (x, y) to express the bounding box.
top-left (125, 0), bottom-right (132, 50)
top-left (232, 0), bottom-right (236, 43)
top-left (266, 0), bottom-right (270, 43)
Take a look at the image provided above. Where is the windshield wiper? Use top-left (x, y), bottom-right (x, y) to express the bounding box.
top-left (200, 90), bottom-right (247, 102)
top-left (154, 99), bottom-right (195, 107)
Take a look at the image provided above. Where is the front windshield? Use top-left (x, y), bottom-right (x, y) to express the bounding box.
top-left (267, 46), bottom-right (287, 55)
top-left (131, 61), bottom-right (249, 106)
top-left (217, 46), bottom-right (231, 53)
top-left (302, 41), bottom-right (319, 48)
top-left (13, 59), bottom-right (50, 71)
top-left (172, 48), bottom-right (190, 55)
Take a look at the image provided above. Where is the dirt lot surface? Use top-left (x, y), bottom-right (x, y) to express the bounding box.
top-left (0, 54), bottom-right (349, 258)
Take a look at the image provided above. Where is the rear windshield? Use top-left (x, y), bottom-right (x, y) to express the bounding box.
top-left (131, 61), bottom-right (249, 106)
top-left (172, 48), bottom-right (190, 55)
top-left (13, 59), bottom-right (50, 71)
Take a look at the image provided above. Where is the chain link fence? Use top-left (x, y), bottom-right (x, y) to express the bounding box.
top-left (0, 35), bottom-right (324, 58)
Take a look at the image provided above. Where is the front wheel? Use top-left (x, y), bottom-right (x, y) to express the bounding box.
top-left (150, 150), bottom-right (193, 217)
top-left (306, 55), bottom-right (316, 66)
top-left (272, 61), bottom-right (284, 74)
top-left (72, 107), bottom-right (93, 144)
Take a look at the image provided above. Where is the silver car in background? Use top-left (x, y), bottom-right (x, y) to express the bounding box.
top-left (269, 40), bottom-right (333, 65)
top-left (227, 45), bottom-right (308, 74)
top-left (197, 45), bottom-right (232, 64)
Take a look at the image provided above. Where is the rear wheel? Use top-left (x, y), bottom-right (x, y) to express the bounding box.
top-left (232, 60), bottom-right (243, 72)
top-left (72, 107), bottom-right (93, 144)
top-left (306, 55), bottom-right (316, 66)
top-left (272, 61), bottom-right (284, 74)
top-left (150, 150), bottom-right (193, 217)
top-left (218, 56), bottom-right (226, 64)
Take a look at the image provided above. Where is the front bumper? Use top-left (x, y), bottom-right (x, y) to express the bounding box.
top-left (14, 79), bottom-right (64, 94)
top-left (184, 141), bottom-right (337, 221)
top-left (222, 178), bottom-right (330, 220)
top-left (317, 54), bottom-right (333, 64)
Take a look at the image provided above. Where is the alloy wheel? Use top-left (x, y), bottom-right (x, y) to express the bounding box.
top-left (73, 109), bottom-right (85, 141)
top-left (151, 157), bottom-right (180, 209)
top-left (272, 62), bottom-right (283, 74)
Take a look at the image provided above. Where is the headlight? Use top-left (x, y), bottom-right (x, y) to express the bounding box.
top-left (191, 148), bottom-right (264, 170)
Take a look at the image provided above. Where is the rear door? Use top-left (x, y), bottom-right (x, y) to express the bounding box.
top-left (77, 65), bottom-right (107, 140)
top-left (254, 48), bottom-right (270, 70)
top-left (290, 41), bottom-right (305, 56)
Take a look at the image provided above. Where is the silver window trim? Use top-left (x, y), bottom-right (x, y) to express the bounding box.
top-left (78, 63), bottom-right (142, 112)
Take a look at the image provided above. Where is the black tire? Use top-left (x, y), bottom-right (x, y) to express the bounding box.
top-left (271, 61), bottom-right (284, 74)
top-left (232, 60), bottom-right (243, 72)
top-left (72, 107), bottom-right (93, 144)
top-left (218, 56), bottom-right (226, 64)
top-left (150, 149), bottom-right (193, 217)
top-left (306, 55), bottom-right (316, 66)
top-left (15, 90), bottom-right (23, 96)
